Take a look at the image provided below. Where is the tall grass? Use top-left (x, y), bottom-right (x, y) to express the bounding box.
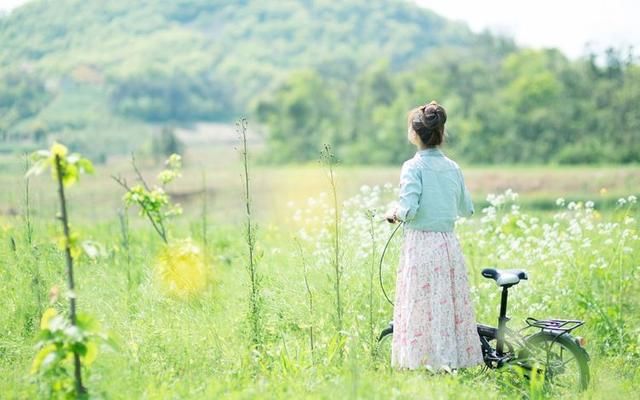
top-left (295, 238), bottom-right (315, 363)
top-left (23, 153), bottom-right (33, 247)
top-left (238, 118), bottom-right (263, 350)
top-left (321, 144), bottom-right (344, 358)
top-left (1, 150), bottom-right (638, 398)
top-left (201, 169), bottom-right (209, 265)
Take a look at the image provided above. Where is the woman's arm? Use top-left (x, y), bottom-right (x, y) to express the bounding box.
top-left (457, 169), bottom-right (474, 217)
top-left (394, 161), bottom-right (422, 222)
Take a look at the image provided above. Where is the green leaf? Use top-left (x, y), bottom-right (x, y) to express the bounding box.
top-left (31, 343), bottom-right (56, 374)
top-left (76, 313), bottom-right (100, 333)
top-left (77, 158), bottom-right (95, 174)
top-left (67, 153), bottom-right (80, 163)
top-left (40, 308), bottom-right (57, 330)
top-left (63, 325), bottom-right (83, 343)
top-left (47, 315), bottom-right (67, 333)
top-left (83, 341), bottom-right (98, 366)
top-left (40, 351), bottom-right (60, 372)
top-left (72, 341), bottom-right (87, 356)
top-left (61, 163), bottom-right (79, 186)
top-left (25, 159), bottom-right (49, 178)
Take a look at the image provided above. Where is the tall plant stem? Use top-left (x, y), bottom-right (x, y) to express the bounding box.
top-left (368, 212), bottom-right (376, 357)
top-left (53, 155), bottom-right (85, 396)
top-left (24, 153), bottom-right (33, 246)
top-left (295, 239), bottom-right (315, 363)
top-left (322, 144), bottom-right (343, 354)
top-left (201, 170), bottom-right (209, 265)
top-left (238, 118), bottom-right (261, 348)
top-left (111, 174), bottom-right (168, 244)
top-left (25, 153), bottom-right (42, 312)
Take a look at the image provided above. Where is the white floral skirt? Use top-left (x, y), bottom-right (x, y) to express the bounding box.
top-left (391, 228), bottom-right (483, 370)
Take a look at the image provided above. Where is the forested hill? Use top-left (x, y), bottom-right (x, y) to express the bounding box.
top-left (0, 0), bottom-right (475, 151)
top-left (1, 0), bottom-right (638, 164)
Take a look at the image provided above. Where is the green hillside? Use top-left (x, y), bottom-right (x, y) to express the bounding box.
top-left (1, 0), bottom-right (638, 164)
top-left (0, 0), bottom-right (476, 158)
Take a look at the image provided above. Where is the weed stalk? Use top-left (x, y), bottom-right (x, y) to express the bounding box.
top-left (53, 155), bottom-right (86, 396)
top-left (321, 144), bottom-right (343, 357)
top-left (295, 239), bottom-right (315, 363)
top-left (238, 118), bottom-right (262, 349)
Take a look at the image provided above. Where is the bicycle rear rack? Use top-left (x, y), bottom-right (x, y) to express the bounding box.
top-left (525, 317), bottom-right (584, 333)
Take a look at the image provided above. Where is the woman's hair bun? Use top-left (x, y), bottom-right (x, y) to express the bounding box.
top-left (422, 101), bottom-right (447, 127)
top-left (408, 100), bottom-right (447, 147)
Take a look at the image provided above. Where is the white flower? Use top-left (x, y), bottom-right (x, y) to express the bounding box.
top-left (585, 201), bottom-right (594, 209)
top-left (556, 198), bottom-right (566, 207)
top-left (618, 198), bottom-right (627, 206)
top-left (628, 195), bottom-right (637, 204)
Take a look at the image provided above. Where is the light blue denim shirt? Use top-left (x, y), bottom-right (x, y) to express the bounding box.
top-left (394, 148), bottom-right (474, 232)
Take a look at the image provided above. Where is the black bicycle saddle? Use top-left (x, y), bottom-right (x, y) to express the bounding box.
top-left (482, 268), bottom-right (528, 287)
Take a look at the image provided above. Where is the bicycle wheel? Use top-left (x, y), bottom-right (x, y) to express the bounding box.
top-left (521, 332), bottom-right (590, 392)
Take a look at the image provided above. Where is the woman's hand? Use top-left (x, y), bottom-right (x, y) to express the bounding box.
top-left (384, 210), bottom-right (398, 224)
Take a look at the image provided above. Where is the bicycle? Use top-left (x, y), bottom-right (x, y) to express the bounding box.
top-left (378, 267), bottom-right (591, 391)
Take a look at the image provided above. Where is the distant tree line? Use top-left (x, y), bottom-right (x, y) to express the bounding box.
top-left (0, 0), bottom-right (638, 164)
top-left (256, 44), bottom-right (640, 164)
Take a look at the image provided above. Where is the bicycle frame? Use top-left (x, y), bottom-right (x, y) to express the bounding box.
top-left (478, 282), bottom-right (588, 371)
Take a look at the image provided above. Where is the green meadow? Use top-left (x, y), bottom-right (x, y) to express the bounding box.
top-left (0, 143), bottom-right (638, 399)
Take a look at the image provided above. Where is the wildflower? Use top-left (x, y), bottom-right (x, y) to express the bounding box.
top-left (157, 169), bottom-right (180, 185)
top-left (155, 239), bottom-right (208, 298)
top-left (617, 198), bottom-right (627, 206)
top-left (166, 154), bottom-right (182, 169)
top-left (585, 201), bottom-right (594, 209)
top-left (556, 198), bottom-right (565, 207)
top-left (628, 195), bottom-right (637, 204)
top-left (599, 187), bottom-right (608, 196)
top-left (50, 142), bottom-right (68, 158)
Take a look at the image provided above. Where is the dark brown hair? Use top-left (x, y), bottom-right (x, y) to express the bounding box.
top-left (407, 100), bottom-right (447, 147)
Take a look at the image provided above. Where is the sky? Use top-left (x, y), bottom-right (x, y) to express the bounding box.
top-left (1, 0), bottom-right (638, 59)
top-left (416, 0), bottom-right (640, 58)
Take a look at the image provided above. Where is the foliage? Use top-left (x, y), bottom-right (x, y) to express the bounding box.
top-left (31, 308), bottom-right (109, 399)
top-left (257, 46), bottom-right (640, 164)
top-left (0, 0), bottom-right (472, 156)
top-left (25, 141), bottom-right (97, 397)
top-left (0, 69), bottom-right (51, 145)
top-left (115, 154), bottom-right (184, 243)
top-left (2, 0), bottom-right (637, 164)
top-left (27, 142), bottom-right (94, 187)
top-left (1, 182), bottom-right (639, 398)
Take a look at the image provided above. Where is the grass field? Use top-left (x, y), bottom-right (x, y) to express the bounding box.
top-left (0, 142), bottom-right (639, 399)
